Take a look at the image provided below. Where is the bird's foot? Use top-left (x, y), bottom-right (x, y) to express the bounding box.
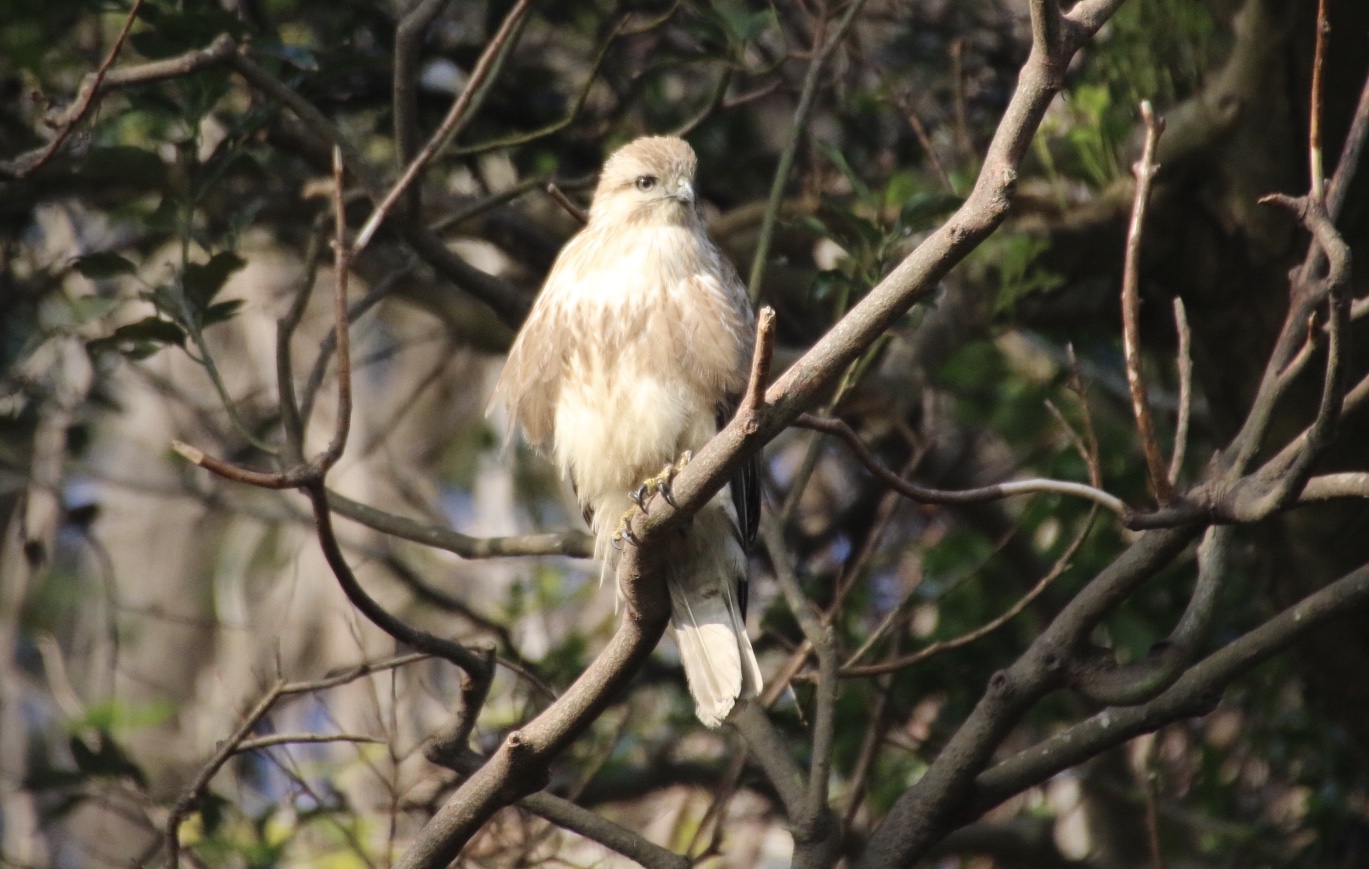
top-left (611, 507), bottom-right (640, 549)
top-left (639, 450), bottom-right (691, 509)
top-left (613, 451), bottom-right (694, 547)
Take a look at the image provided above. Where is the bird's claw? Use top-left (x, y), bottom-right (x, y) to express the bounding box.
top-left (630, 483), bottom-right (650, 511)
top-left (615, 452), bottom-right (694, 547)
top-left (612, 507), bottom-right (640, 549)
top-left (646, 450), bottom-right (692, 509)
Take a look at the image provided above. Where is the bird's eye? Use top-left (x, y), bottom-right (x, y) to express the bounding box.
top-left (635, 175), bottom-right (657, 191)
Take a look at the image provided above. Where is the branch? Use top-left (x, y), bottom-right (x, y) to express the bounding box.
top-left (353, 0), bottom-right (534, 253)
top-left (233, 733), bottom-right (383, 753)
top-left (303, 482), bottom-right (491, 676)
top-left (797, 413), bottom-right (1129, 517)
top-left (758, 515), bottom-right (841, 867)
top-left (324, 488), bottom-right (592, 559)
top-left (1308, 0), bottom-right (1329, 202)
top-left (1168, 298), bottom-right (1192, 486)
top-left (164, 652), bottom-right (426, 869)
top-left (5, 0), bottom-right (145, 178)
top-left (546, 182), bottom-right (590, 225)
top-left (391, 537), bottom-right (672, 869)
top-left (427, 750), bottom-right (690, 869)
top-left (1120, 101), bottom-right (1172, 504)
top-left (746, 0), bottom-right (869, 302)
top-left (854, 524), bottom-right (1198, 868)
top-left (841, 509), bottom-right (1095, 679)
top-left (1065, 525), bottom-right (1230, 705)
top-left (742, 307), bottom-right (777, 423)
top-left (971, 559), bottom-right (1369, 816)
top-left (1327, 67), bottom-right (1369, 221)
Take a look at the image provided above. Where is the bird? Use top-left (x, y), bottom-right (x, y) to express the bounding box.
top-left (489, 135), bottom-right (763, 727)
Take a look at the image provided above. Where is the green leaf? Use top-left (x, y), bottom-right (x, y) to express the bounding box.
top-left (896, 191), bottom-right (963, 232)
top-left (182, 252), bottom-right (247, 312)
top-left (73, 252), bottom-right (137, 280)
top-left (809, 269), bottom-right (853, 304)
top-left (69, 731), bottom-right (147, 786)
top-left (201, 298), bottom-right (243, 327)
top-left (75, 146), bottom-right (167, 185)
top-left (68, 296), bottom-right (121, 326)
top-left (814, 139), bottom-right (873, 205)
top-left (711, 3), bottom-right (776, 46)
top-left (88, 316), bottom-right (186, 359)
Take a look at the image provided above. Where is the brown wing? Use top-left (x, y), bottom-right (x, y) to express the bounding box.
top-left (488, 246), bottom-right (587, 449)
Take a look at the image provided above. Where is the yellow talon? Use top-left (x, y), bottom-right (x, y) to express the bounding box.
top-left (616, 451), bottom-right (694, 546)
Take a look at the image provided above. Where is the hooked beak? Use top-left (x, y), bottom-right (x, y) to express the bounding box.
top-left (671, 179), bottom-right (695, 205)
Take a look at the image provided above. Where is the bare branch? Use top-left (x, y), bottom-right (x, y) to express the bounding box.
top-left (391, 539), bottom-right (672, 869)
top-left (1168, 297), bottom-right (1192, 486)
top-left (854, 525), bottom-right (1198, 868)
top-left (324, 488), bottom-right (592, 559)
top-left (797, 413), bottom-right (1129, 517)
top-left (233, 733), bottom-right (383, 753)
top-left (972, 559), bottom-right (1369, 817)
top-left (394, 0), bottom-right (453, 195)
top-left (1066, 525), bottom-right (1231, 705)
top-left (741, 307), bottom-right (777, 425)
top-left (7, 0), bottom-right (145, 177)
top-left (747, 0), bottom-right (870, 302)
top-left (303, 482), bottom-right (491, 676)
top-left (1121, 101), bottom-right (1172, 504)
top-left (841, 510), bottom-right (1094, 679)
top-left (353, 0), bottom-right (534, 253)
top-left (1299, 472), bottom-right (1369, 502)
top-left (546, 182), bottom-right (590, 225)
top-left (1309, 0), bottom-right (1329, 202)
top-left (318, 148), bottom-right (353, 472)
top-left (1327, 68), bottom-right (1369, 220)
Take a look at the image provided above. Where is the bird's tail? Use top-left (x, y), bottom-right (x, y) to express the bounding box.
top-left (664, 506), bottom-right (762, 728)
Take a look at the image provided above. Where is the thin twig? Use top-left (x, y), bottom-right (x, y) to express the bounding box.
top-left (1309, 0), bottom-right (1329, 202)
top-left (352, 0), bottom-right (535, 253)
top-left (546, 182), bottom-right (590, 225)
top-left (234, 733), bottom-right (383, 753)
top-left (318, 147), bottom-right (353, 471)
top-left (447, 15), bottom-right (627, 159)
top-left (13, 0), bottom-right (145, 177)
top-left (797, 413), bottom-right (1128, 516)
top-left (298, 259), bottom-right (416, 430)
top-left (1065, 344), bottom-right (1105, 489)
top-left (162, 653), bottom-right (428, 869)
top-left (1327, 69), bottom-right (1369, 220)
top-left (741, 307), bottom-right (777, 425)
top-left (746, 0), bottom-right (869, 302)
top-left (1168, 298), bottom-right (1192, 486)
top-left (896, 93), bottom-right (956, 193)
top-left (841, 510), bottom-right (1095, 678)
top-left (1121, 101), bottom-right (1172, 504)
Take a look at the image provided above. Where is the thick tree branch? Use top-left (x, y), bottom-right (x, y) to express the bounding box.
top-left (971, 560), bottom-right (1369, 816)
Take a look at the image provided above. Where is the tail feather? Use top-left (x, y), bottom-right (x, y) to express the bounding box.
top-left (665, 506), bottom-right (762, 727)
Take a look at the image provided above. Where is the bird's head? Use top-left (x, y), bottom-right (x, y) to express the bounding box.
top-left (588, 136), bottom-right (701, 227)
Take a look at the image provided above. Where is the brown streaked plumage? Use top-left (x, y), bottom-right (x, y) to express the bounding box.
top-left (490, 136), bottom-right (762, 727)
